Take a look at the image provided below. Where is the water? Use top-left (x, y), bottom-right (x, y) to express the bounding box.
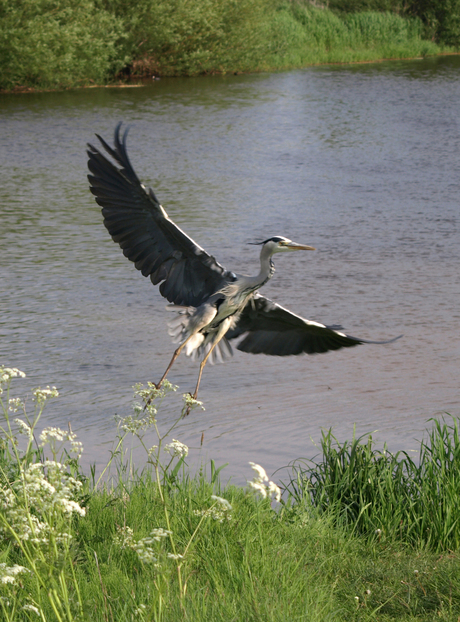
top-left (1, 56), bottom-right (459, 485)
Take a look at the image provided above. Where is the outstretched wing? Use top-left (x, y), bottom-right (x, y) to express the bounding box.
top-left (87, 123), bottom-right (231, 306)
top-left (226, 294), bottom-right (401, 356)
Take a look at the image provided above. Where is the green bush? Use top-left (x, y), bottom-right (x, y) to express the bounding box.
top-left (410, 0), bottom-right (460, 46)
top-left (101, 0), bottom-right (276, 76)
top-left (0, 0), bottom-right (128, 90)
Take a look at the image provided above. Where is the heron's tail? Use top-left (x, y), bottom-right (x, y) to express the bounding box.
top-left (194, 337), bottom-right (233, 365)
top-left (167, 305), bottom-right (193, 345)
top-left (167, 305), bottom-right (233, 364)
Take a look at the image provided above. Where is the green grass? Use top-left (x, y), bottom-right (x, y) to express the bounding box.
top-left (263, 6), bottom-right (442, 71)
top-left (2, 367), bottom-right (460, 620)
top-left (0, 0), bottom-right (455, 91)
top-left (284, 417), bottom-right (460, 551)
top-left (70, 474), bottom-right (460, 621)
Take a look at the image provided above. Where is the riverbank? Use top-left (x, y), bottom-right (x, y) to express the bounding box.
top-left (2, 368), bottom-right (460, 621)
top-left (1, 0), bottom-right (456, 93)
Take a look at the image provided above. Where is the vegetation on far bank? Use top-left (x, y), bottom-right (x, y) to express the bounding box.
top-left (2, 365), bottom-right (460, 621)
top-left (1, 0), bottom-right (459, 92)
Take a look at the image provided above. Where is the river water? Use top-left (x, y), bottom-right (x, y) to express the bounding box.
top-left (1, 56), bottom-right (459, 485)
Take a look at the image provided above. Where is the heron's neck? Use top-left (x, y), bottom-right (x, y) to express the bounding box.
top-left (245, 245), bottom-right (276, 290)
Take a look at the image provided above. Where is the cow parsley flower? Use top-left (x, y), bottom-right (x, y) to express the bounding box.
top-left (0, 459), bottom-right (86, 544)
top-left (134, 604), bottom-right (147, 616)
top-left (194, 495), bottom-right (233, 522)
top-left (182, 393), bottom-right (204, 412)
top-left (150, 528), bottom-right (172, 540)
top-left (33, 386), bottom-right (59, 404)
top-left (210, 495), bottom-right (232, 511)
top-left (164, 439), bottom-right (188, 458)
top-left (39, 427), bottom-right (65, 443)
top-left (0, 563), bottom-right (29, 585)
top-left (14, 418), bottom-right (32, 437)
top-left (0, 367), bottom-right (26, 383)
top-left (9, 398), bottom-right (24, 413)
top-left (167, 553), bottom-right (183, 560)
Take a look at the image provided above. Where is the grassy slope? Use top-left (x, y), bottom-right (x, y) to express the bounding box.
top-left (2, 373), bottom-right (460, 621)
top-left (71, 468), bottom-right (460, 621)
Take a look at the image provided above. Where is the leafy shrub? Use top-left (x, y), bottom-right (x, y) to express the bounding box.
top-left (0, 0), bottom-right (128, 90)
top-left (101, 0), bottom-right (276, 76)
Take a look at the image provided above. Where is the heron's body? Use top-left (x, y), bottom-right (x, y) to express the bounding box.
top-left (87, 123), bottom-right (401, 409)
top-left (170, 243), bottom-right (281, 361)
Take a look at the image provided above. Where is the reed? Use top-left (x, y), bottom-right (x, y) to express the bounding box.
top-left (284, 417), bottom-right (460, 551)
top-left (264, 5), bottom-right (441, 70)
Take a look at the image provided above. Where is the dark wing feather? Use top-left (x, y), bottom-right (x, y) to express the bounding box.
top-left (87, 123), bottom-right (231, 306)
top-left (226, 294), bottom-right (402, 356)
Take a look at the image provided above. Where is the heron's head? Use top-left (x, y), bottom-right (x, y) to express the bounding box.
top-left (256, 236), bottom-right (315, 255)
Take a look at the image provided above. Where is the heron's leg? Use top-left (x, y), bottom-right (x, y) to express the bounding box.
top-left (156, 342), bottom-right (186, 388)
top-left (192, 345), bottom-right (216, 398)
top-left (144, 334), bottom-right (196, 410)
top-left (184, 317), bottom-right (232, 416)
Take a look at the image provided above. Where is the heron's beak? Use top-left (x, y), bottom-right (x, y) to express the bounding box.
top-left (285, 242), bottom-right (316, 251)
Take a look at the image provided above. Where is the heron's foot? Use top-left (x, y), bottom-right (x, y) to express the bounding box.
top-left (182, 391), bottom-right (203, 417)
top-left (183, 392), bottom-right (194, 417)
top-left (142, 381), bottom-right (161, 411)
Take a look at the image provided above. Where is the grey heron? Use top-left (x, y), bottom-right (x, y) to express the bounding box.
top-left (87, 123), bottom-right (400, 409)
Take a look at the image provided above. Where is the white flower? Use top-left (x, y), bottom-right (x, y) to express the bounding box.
top-left (167, 553), bottom-right (183, 560)
top-left (0, 367), bottom-right (26, 384)
top-left (71, 440), bottom-right (84, 456)
top-left (267, 481), bottom-right (281, 503)
top-left (249, 462), bottom-right (269, 483)
top-left (247, 463), bottom-right (281, 502)
top-left (211, 495), bottom-right (232, 511)
top-left (150, 528), bottom-right (172, 540)
top-left (0, 563), bottom-right (30, 585)
top-left (133, 380), bottom-right (177, 407)
top-left (164, 439), bottom-right (188, 458)
top-left (33, 386), bottom-right (59, 403)
top-left (118, 412), bottom-right (157, 434)
top-left (9, 398), bottom-right (24, 413)
top-left (248, 481), bottom-right (268, 498)
top-left (0, 458), bottom-right (86, 544)
top-left (58, 499), bottom-right (86, 517)
top-left (23, 604), bottom-right (40, 615)
top-left (195, 497), bottom-right (233, 523)
top-left (15, 418), bottom-right (32, 437)
top-left (40, 427), bottom-right (65, 443)
top-left (1, 576), bottom-right (15, 585)
top-left (133, 543), bottom-right (157, 564)
top-left (114, 526), bottom-right (134, 549)
top-left (182, 393), bottom-right (205, 411)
